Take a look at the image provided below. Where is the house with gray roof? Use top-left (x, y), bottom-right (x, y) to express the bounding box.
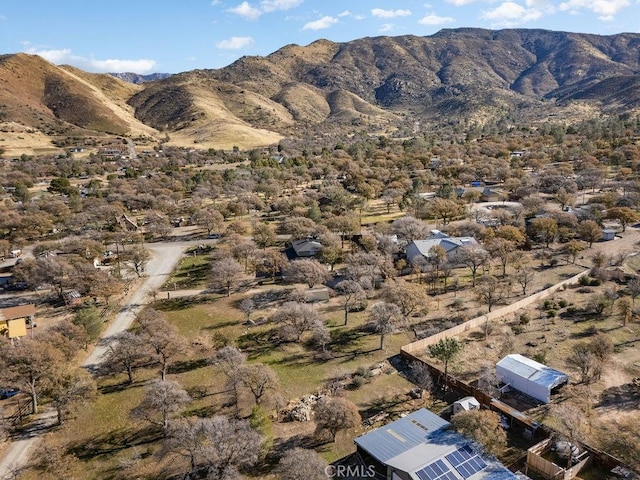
top-left (406, 232), bottom-right (478, 265)
top-left (354, 408), bottom-right (521, 480)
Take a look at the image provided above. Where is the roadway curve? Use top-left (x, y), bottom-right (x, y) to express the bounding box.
top-left (0, 241), bottom-right (193, 478)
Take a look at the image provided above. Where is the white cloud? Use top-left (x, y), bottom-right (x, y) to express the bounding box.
top-left (227, 1), bottom-right (262, 19)
top-left (27, 47), bottom-right (158, 73)
top-left (419, 13), bottom-right (455, 25)
top-left (379, 23), bottom-right (395, 32)
top-left (558, 0), bottom-right (630, 20)
top-left (481, 2), bottom-right (543, 26)
top-left (371, 8), bottom-right (412, 18)
top-left (211, 0), bottom-right (220, 5)
top-left (260, 0), bottom-right (302, 11)
top-left (303, 15), bottom-right (338, 30)
top-left (338, 10), bottom-right (352, 17)
top-left (216, 36), bottom-right (254, 49)
top-left (445, 0), bottom-right (479, 6)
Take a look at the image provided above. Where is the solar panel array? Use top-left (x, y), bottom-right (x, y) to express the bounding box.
top-left (445, 445), bottom-right (488, 479)
top-left (415, 459), bottom-right (459, 480)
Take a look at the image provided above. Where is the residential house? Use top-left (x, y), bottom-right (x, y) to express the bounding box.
top-left (354, 408), bottom-right (521, 480)
top-left (0, 304), bottom-right (36, 339)
top-left (406, 231), bottom-right (478, 265)
top-left (117, 213), bottom-right (138, 231)
top-left (290, 238), bottom-right (323, 258)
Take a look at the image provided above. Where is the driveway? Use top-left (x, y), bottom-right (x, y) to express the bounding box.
top-left (0, 241), bottom-right (192, 478)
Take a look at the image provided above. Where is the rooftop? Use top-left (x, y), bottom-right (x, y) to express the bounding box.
top-left (355, 409), bottom-right (519, 480)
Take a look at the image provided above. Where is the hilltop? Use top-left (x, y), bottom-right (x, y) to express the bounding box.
top-left (1, 28), bottom-right (640, 153)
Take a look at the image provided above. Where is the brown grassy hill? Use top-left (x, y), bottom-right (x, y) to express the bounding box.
top-left (0, 53), bottom-right (130, 135)
top-left (2, 29), bottom-right (640, 152)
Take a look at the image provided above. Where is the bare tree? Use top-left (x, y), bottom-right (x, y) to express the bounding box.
top-left (514, 265), bottom-right (535, 295)
top-left (409, 361), bottom-right (433, 402)
top-left (99, 331), bottom-right (147, 383)
top-left (271, 301), bottom-right (322, 342)
top-left (276, 448), bottom-right (328, 480)
top-left (313, 396), bottom-right (361, 442)
top-left (577, 220), bottom-right (602, 248)
top-left (199, 416), bottom-right (263, 479)
top-left (210, 257), bottom-right (244, 296)
top-left (193, 207), bottom-right (225, 236)
top-left (252, 222), bottom-right (276, 249)
top-left (122, 246), bottom-right (151, 277)
top-left (487, 238), bottom-right (517, 277)
top-left (390, 216), bottom-right (430, 243)
top-left (627, 277), bottom-right (640, 307)
top-left (454, 245), bottom-right (490, 287)
top-left (135, 308), bottom-right (189, 380)
top-left (616, 297), bottom-right (633, 326)
top-left (475, 275), bottom-right (505, 312)
top-left (384, 279), bottom-right (429, 320)
top-left (335, 279), bottom-right (366, 325)
top-left (45, 367), bottom-right (96, 425)
top-left (131, 380), bottom-right (191, 436)
top-left (284, 258), bottom-right (330, 289)
top-left (240, 363), bottom-right (279, 406)
top-left (368, 301), bottom-right (403, 350)
top-left (238, 298), bottom-right (256, 322)
top-left (0, 336), bottom-right (63, 414)
top-left (211, 346), bottom-right (247, 411)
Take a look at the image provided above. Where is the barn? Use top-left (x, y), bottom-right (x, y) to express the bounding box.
top-left (496, 354), bottom-right (569, 404)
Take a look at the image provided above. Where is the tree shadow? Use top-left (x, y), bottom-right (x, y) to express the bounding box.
top-left (67, 425), bottom-right (162, 460)
top-left (237, 329), bottom-right (281, 358)
top-left (596, 383), bottom-right (640, 411)
top-left (153, 295), bottom-right (215, 311)
top-left (329, 325), bottom-right (369, 353)
top-left (98, 379), bottom-right (148, 395)
top-left (167, 357), bottom-right (210, 375)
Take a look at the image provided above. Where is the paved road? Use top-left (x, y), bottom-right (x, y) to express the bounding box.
top-left (0, 241), bottom-right (194, 479)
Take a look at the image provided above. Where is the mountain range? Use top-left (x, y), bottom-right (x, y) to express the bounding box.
top-left (1, 28), bottom-right (639, 153)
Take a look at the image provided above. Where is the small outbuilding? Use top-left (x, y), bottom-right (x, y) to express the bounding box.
top-left (453, 396), bottom-right (481, 415)
top-left (496, 354), bottom-right (569, 404)
top-left (601, 229), bottom-right (616, 241)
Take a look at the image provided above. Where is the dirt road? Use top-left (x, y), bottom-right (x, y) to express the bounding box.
top-left (0, 242), bottom-right (191, 479)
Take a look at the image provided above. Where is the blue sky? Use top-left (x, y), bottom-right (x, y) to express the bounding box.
top-left (1, 0), bottom-right (638, 74)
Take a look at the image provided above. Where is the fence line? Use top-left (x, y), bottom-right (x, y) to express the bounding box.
top-left (402, 269), bottom-right (589, 356)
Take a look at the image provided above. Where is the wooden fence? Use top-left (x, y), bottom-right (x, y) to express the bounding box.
top-left (401, 269), bottom-right (589, 356)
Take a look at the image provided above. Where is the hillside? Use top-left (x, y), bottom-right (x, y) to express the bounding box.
top-left (1, 29), bottom-right (640, 153)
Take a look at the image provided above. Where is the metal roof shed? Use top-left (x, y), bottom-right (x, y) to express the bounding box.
top-left (496, 354), bottom-right (569, 404)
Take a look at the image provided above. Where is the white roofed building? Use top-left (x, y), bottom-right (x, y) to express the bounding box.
top-left (496, 354), bottom-right (569, 404)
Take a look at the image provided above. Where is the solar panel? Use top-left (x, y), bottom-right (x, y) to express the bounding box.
top-left (445, 445), bottom-right (487, 479)
top-left (415, 459), bottom-right (459, 480)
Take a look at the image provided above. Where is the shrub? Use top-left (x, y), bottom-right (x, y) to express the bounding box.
top-left (519, 313), bottom-right (531, 325)
top-left (558, 299), bottom-right (569, 308)
top-left (577, 287), bottom-right (594, 294)
top-left (511, 324), bottom-right (525, 335)
top-left (589, 278), bottom-right (602, 287)
top-left (351, 375), bottom-right (368, 389)
top-left (354, 366), bottom-right (372, 379)
top-left (579, 276), bottom-right (592, 286)
top-left (533, 351), bottom-right (548, 364)
top-left (544, 300), bottom-right (555, 310)
top-left (566, 306), bottom-right (578, 315)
